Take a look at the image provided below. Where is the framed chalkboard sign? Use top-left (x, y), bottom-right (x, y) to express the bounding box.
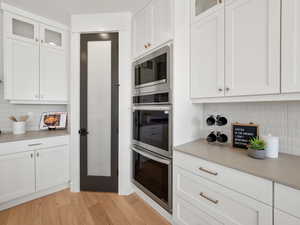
top-left (232, 123), bottom-right (259, 149)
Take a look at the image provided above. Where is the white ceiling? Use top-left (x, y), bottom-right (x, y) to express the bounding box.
top-left (2, 0), bottom-right (150, 25)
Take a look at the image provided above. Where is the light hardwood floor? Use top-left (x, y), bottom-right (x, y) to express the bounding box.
top-left (0, 190), bottom-right (171, 225)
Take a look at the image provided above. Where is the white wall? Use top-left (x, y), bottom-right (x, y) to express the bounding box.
top-left (202, 102), bottom-right (300, 156)
top-left (173, 0), bottom-right (203, 146)
top-left (70, 12), bottom-right (132, 195)
top-left (0, 10), bottom-right (67, 133)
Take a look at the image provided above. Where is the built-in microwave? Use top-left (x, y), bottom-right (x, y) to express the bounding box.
top-left (132, 146), bottom-right (172, 212)
top-left (133, 45), bottom-right (172, 95)
top-left (132, 105), bottom-right (172, 158)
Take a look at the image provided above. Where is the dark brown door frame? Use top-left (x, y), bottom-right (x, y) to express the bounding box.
top-left (80, 33), bottom-right (119, 192)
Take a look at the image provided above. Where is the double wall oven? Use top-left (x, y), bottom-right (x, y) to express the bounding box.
top-left (132, 45), bottom-right (173, 213)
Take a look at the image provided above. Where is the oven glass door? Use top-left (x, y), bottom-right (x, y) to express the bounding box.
top-left (132, 147), bottom-right (171, 211)
top-left (133, 106), bottom-right (170, 156)
top-left (135, 53), bottom-right (167, 88)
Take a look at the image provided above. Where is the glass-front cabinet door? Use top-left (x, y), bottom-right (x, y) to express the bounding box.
top-left (5, 13), bottom-right (39, 43)
top-left (191, 0), bottom-right (223, 23)
top-left (40, 24), bottom-right (64, 50)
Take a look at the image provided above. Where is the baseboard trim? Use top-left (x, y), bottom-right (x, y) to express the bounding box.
top-left (132, 184), bottom-right (173, 223)
top-left (0, 183), bottom-right (69, 211)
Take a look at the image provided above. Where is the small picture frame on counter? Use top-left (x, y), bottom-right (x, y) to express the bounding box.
top-left (232, 123), bottom-right (259, 149)
top-left (40, 112), bottom-right (68, 130)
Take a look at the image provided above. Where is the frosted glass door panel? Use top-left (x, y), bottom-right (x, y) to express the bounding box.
top-left (12, 18), bottom-right (35, 40)
top-left (195, 0), bottom-right (218, 16)
top-left (87, 41), bottom-right (111, 177)
top-left (45, 29), bottom-right (62, 47)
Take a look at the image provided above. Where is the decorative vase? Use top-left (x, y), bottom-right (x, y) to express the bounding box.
top-left (247, 148), bottom-right (266, 160)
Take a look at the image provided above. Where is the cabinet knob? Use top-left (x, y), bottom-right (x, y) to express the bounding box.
top-left (30, 153), bottom-right (33, 158)
top-left (218, 88), bottom-right (223, 92)
top-left (36, 152), bottom-right (40, 157)
top-left (226, 87), bottom-right (230, 91)
top-left (147, 43), bottom-right (151, 48)
top-left (35, 38), bottom-right (39, 42)
top-left (219, 0), bottom-right (222, 3)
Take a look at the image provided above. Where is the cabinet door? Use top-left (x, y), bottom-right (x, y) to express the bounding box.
top-left (152, 0), bottom-right (173, 47)
top-left (40, 24), bottom-right (65, 51)
top-left (132, 5), bottom-right (152, 58)
top-left (36, 146), bottom-right (69, 192)
top-left (5, 38), bottom-right (40, 100)
top-left (0, 151), bottom-right (35, 203)
top-left (190, 4), bottom-right (225, 98)
top-left (274, 210), bottom-right (300, 225)
top-left (40, 47), bottom-right (68, 101)
top-left (225, 0), bottom-right (281, 96)
top-left (281, 0), bottom-right (300, 93)
top-left (4, 12), bottom-right (39, 44)
top-left (191, 0), bottom-right (222, 24)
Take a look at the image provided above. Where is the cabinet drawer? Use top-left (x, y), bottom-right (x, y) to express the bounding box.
top-left (275, 183), bottom-right (300, 218)
top-left (274, 209), bottom-right (300, 225)
top-left (174, 197), bottom-right (224, 225)
top-left (174, 151), bottom-right (272, 205)
top-left (0, 135), bottom-right (69, 156)
top-left (174, 166), bottom-right (272, 225)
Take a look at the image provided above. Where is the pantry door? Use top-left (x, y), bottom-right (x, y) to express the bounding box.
top-left (80, 33), bottom-right (119, 192)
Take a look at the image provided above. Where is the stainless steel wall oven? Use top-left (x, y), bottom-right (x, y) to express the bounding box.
top-left (132, 45), bottom-right (173, 213)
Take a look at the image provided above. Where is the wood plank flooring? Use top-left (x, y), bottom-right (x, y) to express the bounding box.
top-left (0, 189), bottom-right (171, 225)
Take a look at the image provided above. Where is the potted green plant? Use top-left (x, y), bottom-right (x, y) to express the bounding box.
top-left (247, 137), bottom-right (267, 159)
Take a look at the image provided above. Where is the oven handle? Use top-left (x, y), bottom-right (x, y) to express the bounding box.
top-left (132, 147), bottom-right (171, 165)
top-left (133, 105), bottom-right (171, 111)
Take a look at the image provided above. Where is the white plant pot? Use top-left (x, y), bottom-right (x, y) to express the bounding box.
top-left (13, 122), bottom-right (26, 135)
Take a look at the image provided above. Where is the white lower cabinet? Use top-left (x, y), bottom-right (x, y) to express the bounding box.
top-left (36, 146), bottom-right (69, 192)
top-left (0, 136), bottom-right (69, 206)
top-left (174, 197), bottom-right (224, 225)
top-left (173, 166), bottom-right (273, 225)
top-left (0, 151), bottom-right (35, 203)
top-left (274, 210), bottom-right (300, 225)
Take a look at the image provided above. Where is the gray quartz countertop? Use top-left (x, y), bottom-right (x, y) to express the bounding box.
top-left (0, 130), bottom-right (69, 144)
top-left (175, 139), bottom-right (300, 190)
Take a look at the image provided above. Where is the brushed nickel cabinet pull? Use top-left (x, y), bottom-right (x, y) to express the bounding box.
top-left (199, 167), bottom-right (218, 176)
top-left (28, 143), bottom-right (42, 147)
top-left (200, 192), bottom-right (219, 204)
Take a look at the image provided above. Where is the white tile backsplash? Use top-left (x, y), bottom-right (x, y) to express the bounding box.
top-left (0, 11), bottom-right (67, 132)
top-left (202, 102), bottom-right (300, 156)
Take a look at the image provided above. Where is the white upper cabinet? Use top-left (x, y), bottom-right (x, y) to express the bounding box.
top-left (40, 24), bottom-right (65, 50)
top-left (5, 13), bottom-right (39, 43)
top-left (39, 24), bottom-right (67, 101)
top-left (191, 0), bottom-right (222, 24)
top-left (281, 0), bottom-right (300, 93)
top-left (5, 38), bottom-right (40, 101)
top-left (132, 5), bottom-right (152, 58)
top-left (190, 2), bottom-right (224, 98)
top-left (152, 0), bottom-right (173, 47)
top-left (132, 0), bottom-right (173, 58)
top-left (225, 0), bottom-right (281, 96)
top-left (2, 8), bottom-right (69, 104)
